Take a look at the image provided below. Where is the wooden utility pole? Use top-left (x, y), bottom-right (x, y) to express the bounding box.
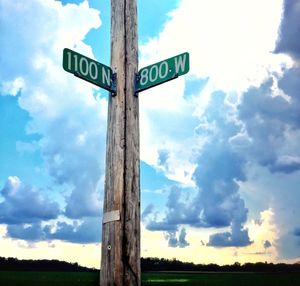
top-left (100, 0), bottom-right (140, 285)
top-left (61, 2), bottom-right (188, 285)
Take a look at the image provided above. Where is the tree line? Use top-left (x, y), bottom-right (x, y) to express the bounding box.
top-left (141, 257), bottom-right (300, 272)
top-left (0, 257), bottom-right (97, 272)
top-left (1, 256), bottom-right (300, 272)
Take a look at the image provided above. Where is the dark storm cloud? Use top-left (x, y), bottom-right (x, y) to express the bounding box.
top-left (1, 176), bottom-right (100, 243)
top-left (147, 221), bottom-right (178, 232)
top-left (275, 0), bottom-right (300, 60)
top-left (145, 186), bottom-right (200, 232)
top-left (146, 32), bottom-right (300, 248)
top-left (7, 223), bottom-right (46, 241)
top-left (0, 0), bottom-right (104, 223)
top-left (42, 114), bottom-right (105, 219)
top-left (271, 155), bottom-right (300, 174)
top-left (264, 240), bottom-right (272, 249)
top-left (293, 228), bottom-right (300, 237)
top-left (145, 92), bottom-right (252, 247)
top-left (0, 176), bottom-right (60, 224)
top-left (6, 217), bottom-right (101, 244)
top-left (238, 75), bottom-right (300, 174)
top-left (166, 231), bottom-right (179, 247)
top-left (165, 228), bottom-right (189, 248)
top-left (142, 204), bottom-right (154, 221)
top-left (207, 198), bottom-right (252, 247)
top-left (49, 218), bottom-right (101, 243)
top-left (207, 228), bottom-right (251, 247)
top-left (178, 228), bottom-right (189, 248)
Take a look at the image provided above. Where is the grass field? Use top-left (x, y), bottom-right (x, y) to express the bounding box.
top-left (142, 272), bottom-right (300, 285)
top-left (1, 271), bottom-right (300, 285)
top-left (0, 271), bottom-right (99, 286)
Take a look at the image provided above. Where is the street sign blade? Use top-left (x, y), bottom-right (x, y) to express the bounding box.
top-left (137, 52), bottom-right (189, 92)
top-left (62, 48), bottom-right (114, 92)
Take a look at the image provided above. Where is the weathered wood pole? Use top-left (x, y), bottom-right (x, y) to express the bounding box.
top-left (100, 0), bottom-right (140, 285)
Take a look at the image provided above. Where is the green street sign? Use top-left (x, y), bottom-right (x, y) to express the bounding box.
top-left (137, 52), bottom-right (189, 92)
top-left (63, 48), bottom-right (115, 93)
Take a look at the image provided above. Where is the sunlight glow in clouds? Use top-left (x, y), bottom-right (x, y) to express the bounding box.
top-left (1, 0), bottom-right (105, 262)
top-left (139, 0), bottom-right (291, 185)
top-left (140, 0), bottom-right (300, 264)
top-left (1, 0), bottom-right (300, 268)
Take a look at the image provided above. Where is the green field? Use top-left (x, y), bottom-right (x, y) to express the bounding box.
top-left (0, 271), bottom-right (99, 286)
top-left (142, 272), bottom-right (300, 286)
top-left (1, 271), bottom-right (300, 286)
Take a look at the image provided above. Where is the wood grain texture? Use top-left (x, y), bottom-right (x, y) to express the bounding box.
top-left (124, 0), bottom-right (140, 284)
top-left (100, 0), bottom-right (140, 285)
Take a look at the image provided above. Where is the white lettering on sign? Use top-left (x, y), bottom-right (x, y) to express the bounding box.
top-left (149, 65), bottom-right (159, 82)
top-left (137, 53), bottom-right (189, 92)
top-left (102, 67), bottom-right (111, 87)
top-left (159, 61), bottom-right (168, 79)
top-left (67, 51), bottom-right (102, 79)
top-left (139, 61), bottom-right (170, 87)
top-left (140, 68), bottom-right (149, 86)
top-left (63, 48), bottom-right (113, 91)
top-left (79, 57), bottom-right (89, 76)
top-left (175, 53), bottom-right (187, 74)
top-left (89, 62), bottom-right (98, 80)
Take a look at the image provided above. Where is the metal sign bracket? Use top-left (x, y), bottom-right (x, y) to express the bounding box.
top-left (110, 73), bottom-right (117, 97)
top-left (134, 73), bottom-right (141, 97)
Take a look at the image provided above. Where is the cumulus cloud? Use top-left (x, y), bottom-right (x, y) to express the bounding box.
top-left (143, 0), bottom-right (300, 256)
top-left (1, 0), bottom-right (106, 225)
top-left (138, 0), bottom-right (289, 196)
top-left (0, 77), bottom-right (25, 97)
top-left (1, 0), bottom-right (299, 261)
top-left (140, 0), bottom-right (285, 92)
top-left (140, 0), bottom-right (300, 253)
top-left (264, 240), bottom-right (272, 249)
top-left (0, 176), bottom-right (60, 224)
top-left (145, 144), bottom-right (252, 247)
top-left (7, 223), bottom-right (46, 242)
top-left (272, 155), bottom-right (300, 174)
top-left (145, 186), bottom-right (196, 232)
top-left (238, 69), bottom-right (300, 174)
top-left (6, 217), bottom-right (101, 244)
top-left (192, 93), bottom-right (251, 246)
top-left (207, 227), bottom-right (251, 247)
top-left (293, 228), bottom-right (300, 237)
top-left (275, 0), bottom-right (300, 61)
top-left (178, 228), bottom-right (189, 248)
top-left (143, 86), bottom-right (287, 247)
top-left (142, 204), bottom-right (154, 221)
top-left (165, 228), bottom-right (189, 248)
top-left (198, 93), bottom-right (250, 238)
top-left (48, 217), bottom-right (101, 243)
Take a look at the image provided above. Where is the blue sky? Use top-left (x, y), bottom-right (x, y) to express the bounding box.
top-left (1, 0), bottom-right (300, 267)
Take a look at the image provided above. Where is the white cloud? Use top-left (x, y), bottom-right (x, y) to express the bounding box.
top-left (139, 0), bottom-right (290, 185)
top-left (1, 0), bottom-right (300, 263)
top-left (0, 224), bottom-right (101, 268)
top-left (0, 176), bottom-right (60, 224)
top-left (0, 77), bottom-right (25, 96)
top-left (1, 0), bottom-right (106, 219)
top-left (240, 162), bottom-right (300, 260)
top-left (140, 0), bottom-right (287, 91)
top-left (138, 0), bottom-right (300, 261)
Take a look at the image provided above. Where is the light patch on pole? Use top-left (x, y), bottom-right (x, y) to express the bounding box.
top-left (103, 210), bottom-right (120, 224)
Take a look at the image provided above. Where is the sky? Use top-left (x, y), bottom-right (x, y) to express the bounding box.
top-left (0, 0), bottom-right (300, 269)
